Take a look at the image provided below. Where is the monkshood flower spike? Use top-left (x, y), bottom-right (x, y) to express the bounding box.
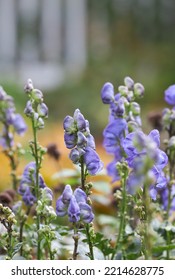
top-left (123, 129), bottom-right (168, 197)
top-left (101, 76), bottom-right (145, 183)
top-left (63, 109), bottom-right (103, 176)
top-left (18, 161), bottom-right (47, 206)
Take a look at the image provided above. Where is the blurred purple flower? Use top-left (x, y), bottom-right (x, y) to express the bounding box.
top-left (18, 162), bottom-right (47, 203)
top-left (13, 114), bottom-right (27, 135)
top-left (101, 82), bottom-right (115, 104)
top-left (56, 195), bottom-right (67, 217)
top-left (22, 187), bottom-right (36, 206)
top-left (103, 118), bottom-right (127, 154)
top-left (84, 146), bottom-right (103, 175)
top-left (164, 85), bottom-right (175, 105)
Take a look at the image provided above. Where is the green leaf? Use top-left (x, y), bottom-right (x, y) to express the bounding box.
top-left (12, 242), bottom-right (23, 257)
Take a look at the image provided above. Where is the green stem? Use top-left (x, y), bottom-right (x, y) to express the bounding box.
top-left (142, 184), bottom-right (152, 260)
top-left (72, 224), bottom-right (79, 260)
top-left (32, 118), bottom-right (41, 260)
top-left (111, 168), bottom-right (127, 260)
top-left (85, 224), bottom-right (94, 260)
top-left (80, 157), bottom-right (94, 259)
top-left (7, 226), bottom-right (13, 259)
top-left (19, 207), bottom-right (31, 256)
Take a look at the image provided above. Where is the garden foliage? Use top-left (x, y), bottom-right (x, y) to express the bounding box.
top-left (0, 77), bottom-right (175, 260)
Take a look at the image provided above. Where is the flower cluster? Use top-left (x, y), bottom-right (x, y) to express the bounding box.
top-left (101, 76), bottom-right (144, 182)
top-left (56, 185), bottom-right (94, 223)
top-left (122, 129), bottom-right (168, 198)
top-left (18, 162), bottom-right (47, 206)
top-left (63, 109), bottom-right (103, 175)
top-left (0, 86), bottom-right (27, 149)
top-left (24, 79), bottom-right (48, 129)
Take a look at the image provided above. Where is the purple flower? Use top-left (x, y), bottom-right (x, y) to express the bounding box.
top-left (69, 148), bottom-right (81, 164)
top-left (56, 196), bottom-right (67, 217)
top-left (0, 86), bottom-right (7, 100)
top-left (79, 203), bottom-right (94, 223)
top-left (24, 78), bottom-right (34, 93)
top-left (56, 186), bottom-right (94, 223)
top-left (77, 131), bottom-right (87, 148)
top-left (68, 196), bottom-right (81, 223)
top-left (73, 109), bottom-right (86, 131)
top-left (63, 109), bottom-right (103, 175)
top-left (63, 116), bottom-right (75, 133)
top-left (123, 130), bottom-right (168, 197)
top-left (124, 76), bottom-right (134, 90)
top-left (62, 184), bottom-right (73, 204)
top-left (24, 100), bottom-right (34, 117)
top-left (0, 132), bottom-right (14, 149)
top-left (5, 108), bottom-right (16, 125)
top-left (164, 85), bottom-right (175, 105)
top-left (22, 187), bottom-right (36, 206)
top-left (106, 160), bottom-right (120, 182)
top-left (101, 82), bottom-right (115, 104)
top-left (74, 188), bottom-right (87, 204)
top-left (13, 114), bottom-right (27, 135)
top-left (84, 146), bottom-right (103, 175)
top-left (103, 118), bottom-right (127, 154)
top-left (160, 184), bottom-right (175, 212)
top-left (37, 103), bottom-right (48, 118)
top-left (64, 132), bottom-right (77, 149)
top-left (18, 162), bottom-right (47, 201)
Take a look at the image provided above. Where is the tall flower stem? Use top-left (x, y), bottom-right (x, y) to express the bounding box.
top-left (4, 125), bottom-right (18, 192)
top-left (72, 224), bottom-right (79, 260)
top-left (80, 157), bottom-right (94, 260)
top-left (31, 118), bottom-right (41, 260)
top-left (142, 184), bottom-right (152, 260)
top-left (85, 223), bottom-right (94, 260)
top-left (111, 164), bottom-right (128, 260)
top-left (19, 207), bottom-right (31, 256)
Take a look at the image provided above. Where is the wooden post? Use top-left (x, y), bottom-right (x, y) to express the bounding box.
top-left (0, 0), bottom-right (17, 61)
top-left (64, 0), bottom-right (87, 71)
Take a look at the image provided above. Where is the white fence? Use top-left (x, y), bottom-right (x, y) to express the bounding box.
top-left (0, 0), bottom-right (87, 89)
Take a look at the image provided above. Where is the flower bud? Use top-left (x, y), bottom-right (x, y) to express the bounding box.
top-left (74, 109), bottom-right (86, 131)
top-left (134, 83), bottom-right (145, 98)
top-left (118, 85), bottom-right (128, 96)
top-left (168, 136), bottom-right (175, 149)
top-left (24, 79), bottom-right (34, 93)
top-left (24, 100), bottom-right (34, 117)
top-left (131, 102), bottom-right (141, 116)
top-left (69, 148), bottom-right (81, 164)
top-left (37, 103), bottom-right (48, 118)
top-left (32, 89), bottom-right (43, 103)
top-left (62, 185), bottom-right (73, 204)
top-left (101, 82), bottom-right (114, 104)
top-left (63, 116), bottom-right (76, 133)
top-left (0, 86), bottom-right (7, 100)
top-left (124, 76), bottom-right (134, 90)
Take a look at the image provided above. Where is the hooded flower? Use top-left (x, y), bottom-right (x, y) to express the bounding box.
top-left (56, 185), bottom-right (94, 223)
top-left (164, 85), bottom-right (175, 105)
top-left (63, 109), bottom-right (103, 175)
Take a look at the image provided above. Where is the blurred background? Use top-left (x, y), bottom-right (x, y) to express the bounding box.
top-left (0, 0), bottom-right (175, 190)
top-left (1, 0), bottom-right (175, 133)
